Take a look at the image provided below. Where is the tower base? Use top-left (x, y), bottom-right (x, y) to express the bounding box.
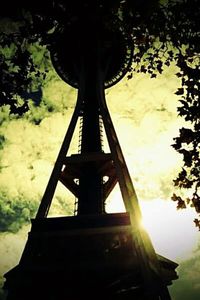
top-left (4, 213), bottom-right (178, 300)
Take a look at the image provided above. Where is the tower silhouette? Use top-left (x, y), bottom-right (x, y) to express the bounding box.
top-left (4, 6), bottom-right (178, 300)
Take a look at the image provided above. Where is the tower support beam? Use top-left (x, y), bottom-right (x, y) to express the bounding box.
top-left (36, 91), bottom-right (82, 218)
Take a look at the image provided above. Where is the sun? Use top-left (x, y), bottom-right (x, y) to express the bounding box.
top-left (106, 191), bottom-right (199, 261)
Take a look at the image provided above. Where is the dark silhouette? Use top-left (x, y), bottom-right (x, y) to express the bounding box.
top-left (3, 1), bottom-right (179, 299)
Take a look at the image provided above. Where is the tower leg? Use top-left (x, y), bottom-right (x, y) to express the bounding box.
top-left (98, 83), bottom-right (171, 299)
top-left (36, 91), bottom-right (82, 218)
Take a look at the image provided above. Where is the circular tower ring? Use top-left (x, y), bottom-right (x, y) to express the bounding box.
top-left (50, 22), bottom-right (133, 89)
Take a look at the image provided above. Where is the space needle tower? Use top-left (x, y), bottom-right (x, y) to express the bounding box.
top-left (4, 1), bottom-right (178, 299)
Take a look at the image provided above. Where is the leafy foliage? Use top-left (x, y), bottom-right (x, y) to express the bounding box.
top-left (0, 0), bottom-right (200, 228)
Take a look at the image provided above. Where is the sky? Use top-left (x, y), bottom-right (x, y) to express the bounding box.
top-left (0, 61), bottom-right (200, 300)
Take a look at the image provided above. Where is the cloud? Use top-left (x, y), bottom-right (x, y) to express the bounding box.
top-left (0, 225), bottom-right (30, 300)
top-left (169, 245), bottom-right (200, 300)
top-left (0, 189), bottom-right (37, 233)
top-left (104, 65), bottom-right (186, 202)
top-left (0, 77), bottom-right (76, 232)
